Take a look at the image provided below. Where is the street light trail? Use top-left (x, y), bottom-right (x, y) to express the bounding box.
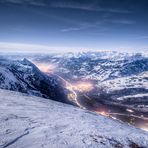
top-left (108, 113), bottom-right (148, 120)
top-left (51, 73), bottom-right (84, 109)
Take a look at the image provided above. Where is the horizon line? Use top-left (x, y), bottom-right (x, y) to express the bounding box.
top-left (0, 42), bottom-right (147, 54)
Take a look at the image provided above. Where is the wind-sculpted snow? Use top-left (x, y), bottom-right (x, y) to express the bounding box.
top-left (0, 89), bottom-right (148, 148)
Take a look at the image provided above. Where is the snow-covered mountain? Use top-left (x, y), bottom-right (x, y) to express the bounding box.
top-left (1, 51), bottom-right (148, 111)
top-left (0, 52), bottom-right (147, 130)
top-left (0, 89), bottom-right (148, 148)
top-left (0, 58), bottom-right (75, 105)
top-left (32, 51), bottom-right (148, 111)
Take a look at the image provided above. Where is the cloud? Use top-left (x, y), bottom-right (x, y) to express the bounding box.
top-left (109, 19), bottom-right (135, 25)
top-left (1, 0), bottom-right (131, 14)
top-left (132, 35), bottom-right (148, 40)
top-left (0, 42), bottom-right (88, 53)
top-left (0, 42), bottom-right (59, 53)
top-left (26, 1), bottom-right (46, 7)
top-left (60, 18), bottom-right (134, 33)
top-left (1, 0), bottom-right (22, 4)
top-left (61, 27), bottom-right (82, 32)
top-left (0, 0), bottom-right (46, 7)
top-left (138, 36), bottom-right (148, 39)
top-left (50, 1), bottom-right (131, 14)
top-left (60, 22), bottom-right (104, 32)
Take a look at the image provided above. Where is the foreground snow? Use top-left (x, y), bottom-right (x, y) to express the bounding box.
top-left (0, 89), bottom-right (148, 148)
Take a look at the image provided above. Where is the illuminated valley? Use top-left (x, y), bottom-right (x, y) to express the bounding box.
top-left (70, 82), bottom-right (94, 92)
top-left (34, 62), bottom-right (56, 73)
top-left (34, 60), bottom-right (148, 132)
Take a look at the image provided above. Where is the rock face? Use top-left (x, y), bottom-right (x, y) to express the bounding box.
top-left (0, 58), bottom-right (74, 105)
top-left (0, 89), bottom-right (148, 148)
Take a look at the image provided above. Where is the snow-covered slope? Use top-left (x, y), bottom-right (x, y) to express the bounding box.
top-left (0, 58), bottom-right (75, 105)
top-left (0, 89), bottom-right (148, 148)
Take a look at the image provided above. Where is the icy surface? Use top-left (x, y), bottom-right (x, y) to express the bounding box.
top-left (0, 89), bottom-right (148, 148)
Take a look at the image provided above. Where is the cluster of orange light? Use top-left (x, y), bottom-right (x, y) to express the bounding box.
top-left (138, 124), bottom-right (148, 132)
top-left (96, 111), bottom-right (109, 117)
top-left (71, 82), bottom-right (93, 92)
top-left (142, 127), bottom-right (148, 132)
top-left (35, 63), bottom-right (56, 73)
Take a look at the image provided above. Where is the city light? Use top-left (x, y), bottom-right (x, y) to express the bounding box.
top-left (96, 111), bottom-right (109, 117)
top-left (71, 82), bottom-right (94, 92)
top-left (35, 62), bottom-right (56, 73)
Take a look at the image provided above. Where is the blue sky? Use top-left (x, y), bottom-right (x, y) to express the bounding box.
top-left (0, 0), bottom-right (148, 53)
